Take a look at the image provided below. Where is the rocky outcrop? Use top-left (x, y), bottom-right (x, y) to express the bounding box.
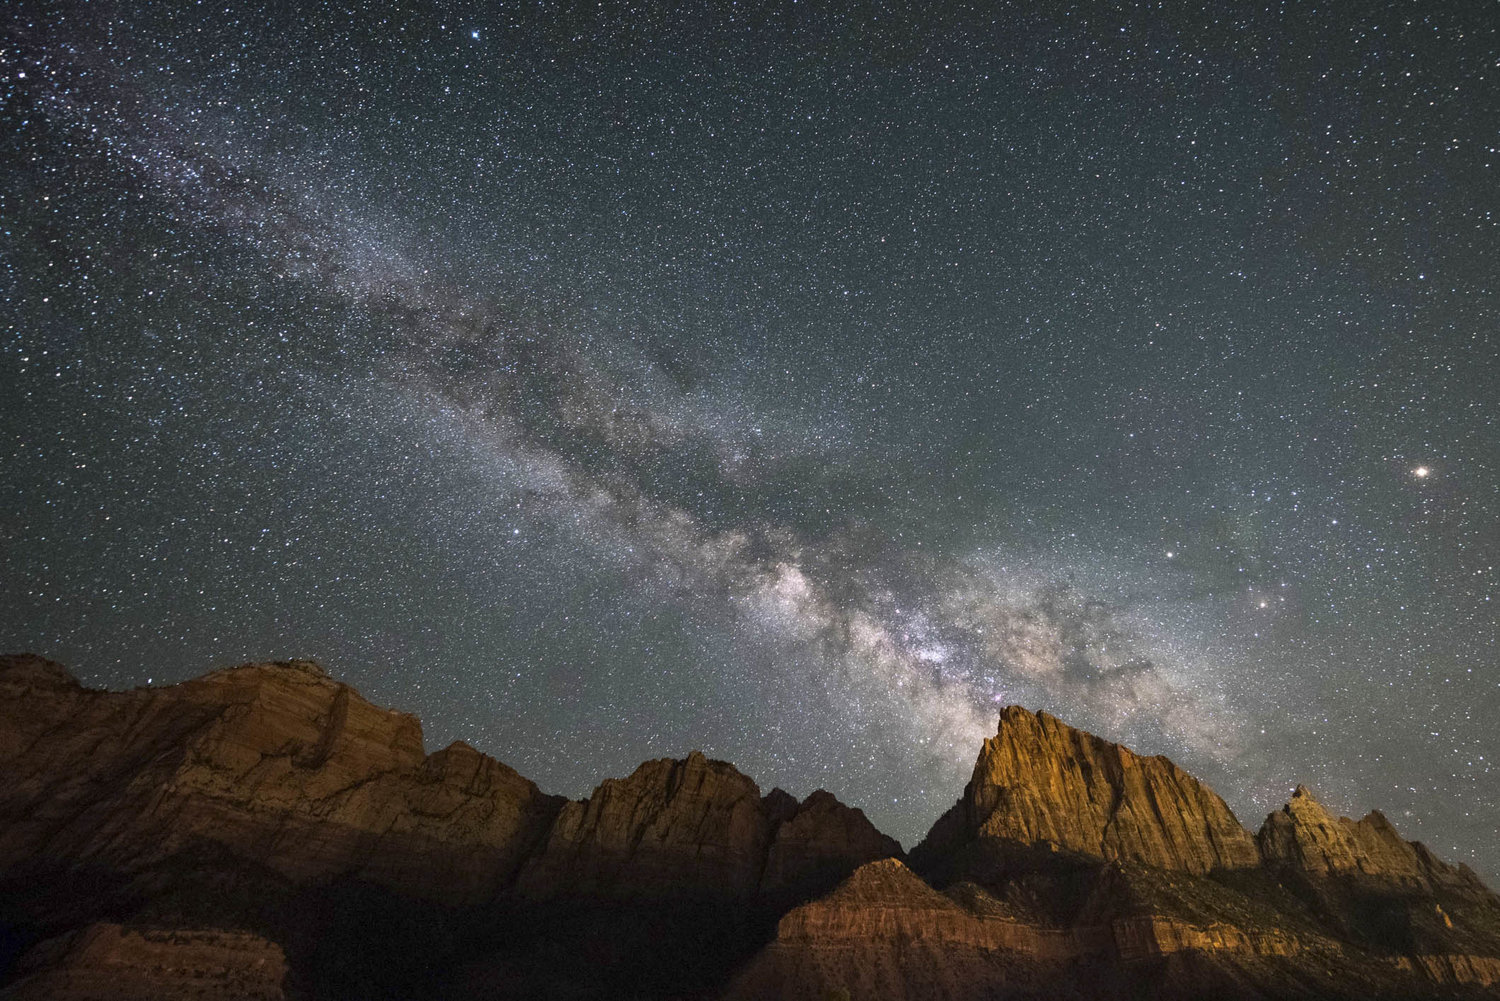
top-left (723, 858), bottom-right (1063, 1001)
top-left (1107, 915), bottom-right (1305, 961)
top-left (0, 653), bottom-right (563, 905)
top-left (512, 753), bottom-right (899, 901)
top-left (762, 789), bottom-right (904, 900)
top-left (914, 706), bottom-right (1260, 875)
top-left (1396, 953), bottom-right (1500, 987)
top-left (1257, 786), bottom-right (1479, 888)
top-left (0, 923), bottom-right (286, 1001)
top-left (0, 654), bottom-right (903, 999)
top-left (513, 751), bottom-right (774, 899)
top-left (725, 858), bottom-right (1349, 1001)
top-left (876, 707), bottom-right (1500, 999)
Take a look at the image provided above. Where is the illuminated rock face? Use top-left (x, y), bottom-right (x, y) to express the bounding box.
top-left (723, 859), bottom-right (1324, 1001)
top-left (1256, 785), bottom-right (1481, 889)
top-left (915, 706), bottom-right (1261, 874)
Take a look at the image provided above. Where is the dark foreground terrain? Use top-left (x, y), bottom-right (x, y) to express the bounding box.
top-left (1, 652), bottom-right (1497, 999)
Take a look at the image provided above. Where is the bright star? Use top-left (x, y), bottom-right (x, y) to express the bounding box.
top-left (1414, 466), bottom-right (1430, 479)
top-left (470, 29), bottom-right (481, 40)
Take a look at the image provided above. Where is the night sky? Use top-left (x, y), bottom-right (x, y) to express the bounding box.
top-left (3, 3), bottom-right (1497, 881)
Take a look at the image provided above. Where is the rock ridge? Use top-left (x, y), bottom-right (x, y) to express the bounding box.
top-left (0, 655), bottom-right (897, 912)
top-left (914, 705), bottom-right (1261, 874)
top-left (4, 656), bottom-right (1499, 1000)
top-left (513, 750), bottom-right (900, 902)
top-left (1256, 785), bottom-right (1481, 889)
top-left (0, 655), bottom-right (563, 905)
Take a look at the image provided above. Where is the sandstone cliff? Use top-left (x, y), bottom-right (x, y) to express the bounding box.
top-left (512, 752), bottom-right (899, 901)
top-left (1258, 785), bottom-right (1482, 889)
top-left (856, 705), bottom-right (1500, 1000)
top-left (913, 706), bottom-right (1260, 874)
top-left (0, 653), bottom-right (564, 906)
top-left (0, 924), bottom-right (286, 1001)
top-left (0, 653), bottom-right (904, 999)
top-left (724, 858), bottom-right (1384, 1001)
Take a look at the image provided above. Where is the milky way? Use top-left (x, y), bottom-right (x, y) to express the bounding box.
top-left (3, 3), bottom-right (1496, 878)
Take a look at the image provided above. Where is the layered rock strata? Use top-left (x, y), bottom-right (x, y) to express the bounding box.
top-left (0, 923), bottom-right (286, 1001)
top-left (753, 709), bottom-right (1500, 1000)
top-left (725, 859), bottom-right (1341, 1001)
top-left (0, 653), bottom-right (902, 999)
top-left (0, 654), bottom-right (564, 906)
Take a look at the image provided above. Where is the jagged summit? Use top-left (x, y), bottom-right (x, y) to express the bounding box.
top-left (915, 704), bottom-right (1260, 874)
top-left (513, 747), bottom-right (900, 901)
top-left (1257, 784), bottom-right (1480, 889)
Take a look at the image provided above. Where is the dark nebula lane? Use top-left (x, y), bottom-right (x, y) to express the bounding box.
top-left (2, 2), bottom-right (1496, 878)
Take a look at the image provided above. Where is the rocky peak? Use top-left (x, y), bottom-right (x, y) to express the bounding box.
top-left (513, 751), bottom-right (775, 899)
top-left (916, 706), bottom-right (1260, 874)
top-left (1257, 785), bottom-right (1472, 886)
top-left (759, 856), bottom-right (977, 952)
top-left (806, 856), bottom-right (957, 912)
top-left (761, 789), bottom-right (903, 899)
top-left (0, 659), bottom-right (562, 905)
top-left (514, 754), bottom-right (899, 903)
top-left (830, 857), bottom-right (948, 902)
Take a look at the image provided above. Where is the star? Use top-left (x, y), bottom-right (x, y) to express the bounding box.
top-left (3, 0), bottom-right (1496, 887)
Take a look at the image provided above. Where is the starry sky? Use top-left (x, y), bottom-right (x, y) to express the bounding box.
top-left (3, 2), bottom-right (1497, 880)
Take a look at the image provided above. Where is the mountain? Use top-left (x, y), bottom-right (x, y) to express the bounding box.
top-left (1, 653), bottom-right (1497, 999)
top-left (0, 654), bottom-right (896, 999)
top-left (512, 753), bottom-right (899, 905)
top-left (1258, 784), bottom-right (1483, 887)
top-left (737, 705), bottom-right (1500, 1000)
top-left (910, 704), bottom-right (1260, 875)
top-left (0, 654), bottom-right (563, 907)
